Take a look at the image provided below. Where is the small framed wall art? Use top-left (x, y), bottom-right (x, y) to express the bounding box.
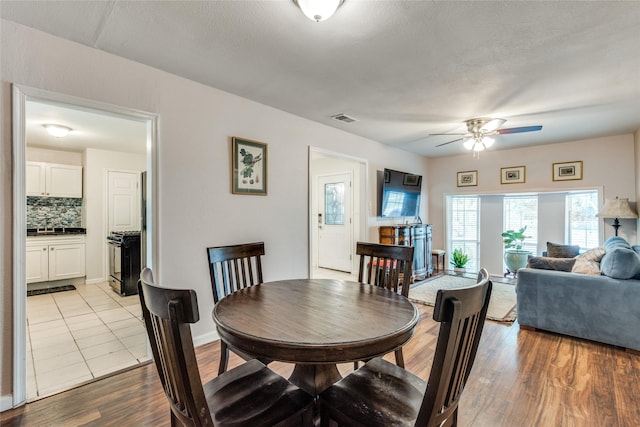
top-left (457, 170), bottom-right (478, 187)
top-left (232, 137), bottom-right (268, 195)
top-left (501, 166), bottom-right (526, 184)
top-left (552, 160), bottom-right (582, 182)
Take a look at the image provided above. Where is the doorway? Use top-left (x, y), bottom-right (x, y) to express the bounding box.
top-left (12, 85), bottom-right (157, 406)
top-left (309, 147), bottom-right (367, 279)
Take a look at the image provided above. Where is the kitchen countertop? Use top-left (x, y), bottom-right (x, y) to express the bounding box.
top-left (27, 227), bottom-right (86, 237)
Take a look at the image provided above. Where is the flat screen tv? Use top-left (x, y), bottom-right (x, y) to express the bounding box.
top-left (379, 168), bottom-right (422, 218)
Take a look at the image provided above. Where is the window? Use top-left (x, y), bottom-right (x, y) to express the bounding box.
top-left (447, 196), bottom-right (479, 272)
top-left (566, 191), bottom-right (599, 248)
top-left (503, 195), bottom-right (538, 255)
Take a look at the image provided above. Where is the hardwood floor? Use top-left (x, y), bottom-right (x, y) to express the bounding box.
top-left (2, 303), bottom-right (639, 426)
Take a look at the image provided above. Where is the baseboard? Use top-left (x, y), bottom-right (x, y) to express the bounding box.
top-left (85, 277), bottom-right (106, 285)
top-left (1, 394), bottom-right (14, 412)
top-left (193, 330), bottom-right (219, 347)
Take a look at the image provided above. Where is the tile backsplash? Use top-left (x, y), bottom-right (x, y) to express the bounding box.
top-left (27, 197), bottom-right (83, 228)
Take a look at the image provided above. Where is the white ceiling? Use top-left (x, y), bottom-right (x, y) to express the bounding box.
top-left (26, 100), bottom-right (147, 155)
top-left (3, 1), bottom-right (640, 157)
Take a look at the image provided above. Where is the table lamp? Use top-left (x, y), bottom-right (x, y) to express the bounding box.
top-left (597, 197), bottom-right (638, 236)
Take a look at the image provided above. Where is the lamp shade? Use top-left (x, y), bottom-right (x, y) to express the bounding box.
top-left (294, 0), bottom-right (343, 22)
top-left (597, 197), bottom-right (638, 219)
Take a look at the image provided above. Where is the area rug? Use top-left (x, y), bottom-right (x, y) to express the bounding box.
top-left (27, 284), bottom-right (76, 297)
top-left (409, 275), bottom-right (517, 323)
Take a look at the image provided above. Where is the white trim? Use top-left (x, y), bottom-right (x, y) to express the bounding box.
top-left (12, 85), bottom-right (27, 408)
top-left (193, 330), bottom-right (220, 348)
top-left (1, 395), bottom-right (13, 412)
top-left (11, 84), bottom-right (159, 409)
top-left (84, 278), bottom-right (106, 285)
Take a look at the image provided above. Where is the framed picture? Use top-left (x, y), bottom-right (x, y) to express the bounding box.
top-left (232, 137), bottom-right (267, 195)
top-left (501, 166), bottom-right (526, 184)
top-left (552, 161), bottom-right (582, 181)
top-left (403, 173), bottom-right (421, 186)
top-left (457, 170), bottom-right (478, 187)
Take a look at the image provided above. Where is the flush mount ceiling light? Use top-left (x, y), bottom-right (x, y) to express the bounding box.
top-left (293, 0), bottom-right (344, 22)
top-left (43, 124), bottom-right (72, 138)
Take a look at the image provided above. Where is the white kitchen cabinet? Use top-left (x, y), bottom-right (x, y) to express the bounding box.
top-left (26, 161), bottom-right (83, 198)
top-left (26, 235), bottom-right (86, 283)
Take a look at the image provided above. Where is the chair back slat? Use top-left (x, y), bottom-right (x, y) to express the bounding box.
top-left (415, 268), bottom-right (492, 427)
top-left (206, 242), bottom-right (265, 303)
top-left (138, 268), bottom-right (213, 427)
top-left (356, 242), bottom-right (414, 296)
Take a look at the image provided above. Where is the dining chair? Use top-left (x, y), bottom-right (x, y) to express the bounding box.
top-left (138, 268), bottom-right (314, 427)
top-left (320, 268), bottom-right (493, 427)
top-left (355, 241), bottom-right (415, 368)
top-left (206, 241), bottom-right (267, 374)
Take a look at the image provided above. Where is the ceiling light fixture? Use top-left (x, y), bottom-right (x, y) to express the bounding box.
top-left (293, 0), bottom-right (344, 22)
top-left (464, 136), bottom-right (495, 157)
top-left (43, 124), bottom-right (72, 138)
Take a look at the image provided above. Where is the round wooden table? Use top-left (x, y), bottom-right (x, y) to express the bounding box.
top-left (212, 278), bottom-right (419, 395)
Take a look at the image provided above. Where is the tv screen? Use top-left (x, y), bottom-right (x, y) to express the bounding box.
top-left (379, 168), bottom-right (422, 218)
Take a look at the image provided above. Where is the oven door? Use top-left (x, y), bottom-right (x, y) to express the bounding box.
top-left (108, 240), bottom-right (122, 281)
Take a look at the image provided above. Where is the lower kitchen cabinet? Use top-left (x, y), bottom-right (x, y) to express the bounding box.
top-left (26, 236), bottom-right (86, 283)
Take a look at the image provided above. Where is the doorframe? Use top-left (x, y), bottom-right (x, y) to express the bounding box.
top-left (11, 85), bottom-right (158, 408)
top-left (308, 146), bottom-right (368, 277)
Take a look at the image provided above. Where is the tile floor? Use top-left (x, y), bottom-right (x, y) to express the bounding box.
top-left (26, 281), bottom-right (150, 400)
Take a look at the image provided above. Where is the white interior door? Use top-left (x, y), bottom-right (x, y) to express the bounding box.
top-left (317, 172), bottom-right (352, 272)
top-left (108, 171), bottom-right (140, 232)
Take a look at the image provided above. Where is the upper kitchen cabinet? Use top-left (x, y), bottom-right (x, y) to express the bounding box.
top-left (26, 161), bottom-right (83, 198)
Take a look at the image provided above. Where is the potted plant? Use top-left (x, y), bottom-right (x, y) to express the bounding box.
top-left (450, 248), bottom-right (469, 274)
top-left (501, 226), bottom-right (531, 276)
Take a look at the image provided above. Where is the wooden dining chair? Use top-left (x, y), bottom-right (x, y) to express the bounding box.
top-left (320, 268), bottom-right (493, 427)
top-left (355, 241), bottom-right (415, 368)
top-left (206, 241), bottom-right (267, 374)
top-left (138, 268), bottom-right (314, 427)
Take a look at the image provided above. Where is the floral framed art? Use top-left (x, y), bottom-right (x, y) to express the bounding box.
top-left (501, 166), bottom-right (526, 184)
top-left (232, 137), bottom-right (268, 195)
top-left (457, 170), bottom-right (478, 187)
top-left (552, 161), bottom-right (582, 182)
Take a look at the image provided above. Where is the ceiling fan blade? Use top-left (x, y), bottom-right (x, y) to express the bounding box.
top-left (480, 118), bottom-right (506, 132)
top-left (497, 125), bottom-right (542, 134)
top-left (428, 133), bottom-right (467, 136)
top-left (435, 137), bottom-right (464, 147)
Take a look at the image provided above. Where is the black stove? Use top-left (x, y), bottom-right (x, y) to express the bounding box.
top-left (107, 230), bottom-right (141, 243)
top-left (107, 231), bottom-right (141, 296)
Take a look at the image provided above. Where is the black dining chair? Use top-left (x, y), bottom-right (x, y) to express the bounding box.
top-left (320, 268), bottom-right (493, 427)
top-left (206, 241), bottom-right (268, 374)
top-left (355, 241), bottom-right (414, 368)
top-left (138, 268), bottom-right (314, 427)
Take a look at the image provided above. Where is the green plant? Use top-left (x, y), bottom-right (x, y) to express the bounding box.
top-left (501, 226), bottom-right (530, 250)
top-left (450, 248), bottom-right (469, 269)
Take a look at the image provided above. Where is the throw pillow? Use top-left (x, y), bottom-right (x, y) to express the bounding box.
top-left (600, 247), bottom-right (640, 279)
top-left (571, 247), bottom-right (605, 275)
top-left (527, 256), bottom-right (576, 272)
top-left (546, 242), bottom-right (580, 258)
top-left (604, 236), bottom-right (631, 251)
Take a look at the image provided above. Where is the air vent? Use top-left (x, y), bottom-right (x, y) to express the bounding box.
top-left (331, 113), bottom-right (358, 123)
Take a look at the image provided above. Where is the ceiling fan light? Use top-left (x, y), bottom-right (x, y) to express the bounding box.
top-left (473, 142), bottom-right (485, 152)
top-left (482, 136), bottom-right (495, 147)
top-left (463, 139), bottom-right (476, 150)
top-left (43, 124), bottom-right (72, 138)
top-left (293, 0), bottom-right (343, 22)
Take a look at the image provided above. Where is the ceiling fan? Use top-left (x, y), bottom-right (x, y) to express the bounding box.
top-left (434, 118), bottom-right (542, 152)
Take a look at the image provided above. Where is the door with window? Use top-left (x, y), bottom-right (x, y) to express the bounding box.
top-left (317, 173), bottom-right (352, 272)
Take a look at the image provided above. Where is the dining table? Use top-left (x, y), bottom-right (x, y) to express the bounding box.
top-left (212, 278), bottom-right (419, 395)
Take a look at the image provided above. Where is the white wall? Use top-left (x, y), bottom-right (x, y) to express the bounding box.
top-left (428, 134), bottom-right (637, 253)
top-left (26, 147), bottom-right (82, 166)
top-left (0, 19), bottom-right (430, 397)
top-left (83, 148), bottom-right (146, 283)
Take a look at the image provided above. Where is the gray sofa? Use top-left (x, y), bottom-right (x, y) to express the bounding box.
top-left (516, 268), bottom-right (640, 351)
top-left (516, 237), bottom-right (640, 351)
